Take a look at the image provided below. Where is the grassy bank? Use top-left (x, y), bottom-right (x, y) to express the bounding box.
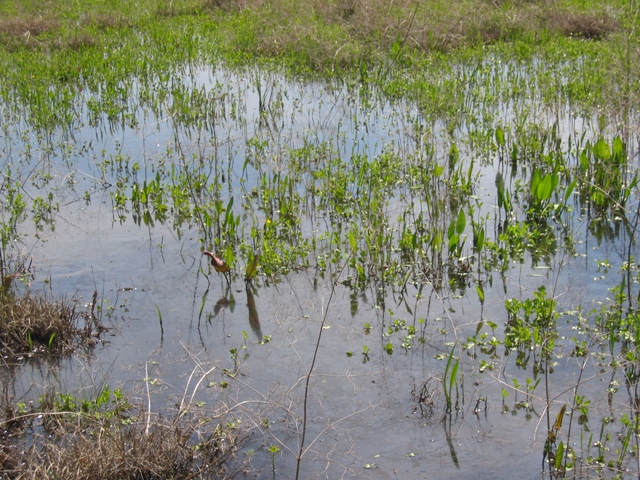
top-left (0, 0), bottom-right (634, 80)
top-left (0, 0), bottom-right (629, 62)
top-left (0, 0), bottom-right (636, 141)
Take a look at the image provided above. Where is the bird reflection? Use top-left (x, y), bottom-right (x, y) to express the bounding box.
top-left (213, 296), bottom-right (233, 317)
top-left (200, 280), bottom-right (262, 341)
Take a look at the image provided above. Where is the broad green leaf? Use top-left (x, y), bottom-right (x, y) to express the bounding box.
top-left (245, 253), bottom-right (260, 281)
top-left (456, 209), bottom-right (466, 235)
top-left (391, 38), bottom-right (401, 57)
top-left (550, 173), bottom-right (559, 193)
top-left (349, 230), bottom-right (357, 252)
top-left (224, 244), bottom-right (235, 269)
top-left (476, 284), bottom-right (484, 304)
top-left (579, 150), bottom-right (589, 171)
top-left (450, 358), bottom-right (459, 393)
top-left (555, 441), bottom-right (565, 470)
top-left (537, 174), bottom-right (554, 201)
top-left (447, 220), bottom-right (456, 241)
top-left (448, 234), bottom-right (459, 253)
top-left (612, 135), bottom-right (624, 159)
top-left (495, 126), bottom-right (505, 148)
top-left (531, 169), bottom-right (542, 198)
top-left (593, 138), bottom-right (610, 162)
top-left (564, 178), bottom-right (577, 202)
top-left (432, 229), bottom-right (442, 253)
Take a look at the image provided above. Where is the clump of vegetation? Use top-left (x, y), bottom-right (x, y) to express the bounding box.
top-left (0, 0), bottom-right (625, 68)
top-left (0, 271), bottom-right (104, 357)
top-left (0, 385), bottom-right (246, 479)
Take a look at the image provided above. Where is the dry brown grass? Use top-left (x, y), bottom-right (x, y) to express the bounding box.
top-left (0, 0), bottom-right (624, 60)
top-left (546, 9), bottom-right (620, 40)
top-left (0, 13), bottom-right (126, 50)
top-left (0, 290), bottom-right (103, 358)
top-left (0, 18), bottom-right (57, 38)
top-left (81, 13), bottom-right (132, 31)
top-left (0, 17), bottom-right (57, 50)
top-left (317, 0), bottom-right (621, 51)
top-left (0, 334), bottom-right (249, 479)
top-left (0, 408), bottom-right (246, 479)
top-left (193, 0), bottom-right (622, 69)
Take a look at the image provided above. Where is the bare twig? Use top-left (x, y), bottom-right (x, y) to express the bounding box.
top-left (294, 259), bottom-right (349, 480)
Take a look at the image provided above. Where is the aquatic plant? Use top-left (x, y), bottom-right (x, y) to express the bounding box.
top-left (0, 374), bottom-right (247, 479)
top-left (0, 0), bottom-right (640, 477)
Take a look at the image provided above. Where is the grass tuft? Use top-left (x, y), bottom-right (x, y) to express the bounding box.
top-left (0, 18), bottom-right (57, 38)
top-left (0, 390), bottom-right (247, 479)
top-left (546, 9), bottom-right (620, 40)
top-left (0, 291), bottom-right (102, 357)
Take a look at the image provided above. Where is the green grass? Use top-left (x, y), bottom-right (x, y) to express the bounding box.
top-left (0, 0), bottom-right (633, 74)
top-left (0, 0), bottom-right (634, 137)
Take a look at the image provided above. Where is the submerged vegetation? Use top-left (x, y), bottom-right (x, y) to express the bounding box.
top-left (1, 0), bottom-right (640, 477)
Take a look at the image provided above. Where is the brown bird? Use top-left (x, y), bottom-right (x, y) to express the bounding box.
top-left (202, 251), bottom-right (230, 273)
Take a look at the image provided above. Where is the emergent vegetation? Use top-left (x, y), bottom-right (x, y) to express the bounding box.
top-left (1, 0), bottom-right (640, 477)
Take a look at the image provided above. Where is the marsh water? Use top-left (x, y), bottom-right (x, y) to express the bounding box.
top-left (2, 62), bottom-right (640, 478)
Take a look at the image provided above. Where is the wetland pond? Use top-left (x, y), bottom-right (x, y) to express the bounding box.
top-left (2, 61), bottom-right (640, 479)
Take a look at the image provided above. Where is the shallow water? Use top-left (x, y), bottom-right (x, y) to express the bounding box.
top-left (2, 63), bottom-right (640, 478)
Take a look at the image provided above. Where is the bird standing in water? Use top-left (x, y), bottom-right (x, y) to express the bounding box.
top-left (202, 251), bottom-right (229, 273)
top-left (202, 250), bottom-right (231, 288)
